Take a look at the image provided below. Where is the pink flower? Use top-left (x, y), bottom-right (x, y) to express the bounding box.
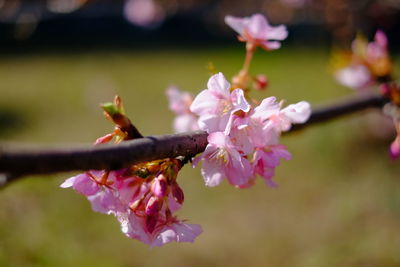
top-left (195, 131), bottom-right (252, 187)
top-left (335, 30), bottom-right (392, 89)
top-left (367, 30), bottom-right (388, 63)
top-left (253, 145), bottom-right (292, 187)
top-left (190, 72), bottom-right (250, 133)
top-left (366, 30), bottom-right (392, 77)
top-left (61, 158), bottom-right (198, 247)
top-left (120, 211), bottom-right (202, 247)
top-left (166, 86), bottom-right (199, 133)
top-left (252, 97), bottom-right (311, 132)
top-left (60, 171), bottom-right (127, 214)
top-left (225, 13), bottom-right (288, 50)
top-left (60, 172), bottom-right (101, 196)
top-left (334, 65), bottom-right (373, 90)
top-left (151, 222), bottom-right (202, 247)
top-left (123, 0), bottom-right (165, 28)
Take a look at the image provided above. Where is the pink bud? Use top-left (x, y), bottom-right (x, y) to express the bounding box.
top-left (151, 175), bottom-right (168, 198)
top-left (379, 83), bottom-right (391, 97)
top-left (95, 133), bottom-right (114, 144)
top-left (145, 196), bottom-right (161, 215)
top-left (171, 183), bottom-right (184, 204)
top-left (390, 136), bottom-right (400, 160)
top-left (145, 214), bottom-right (158, 233)
top-left (253, 74), bottom-right (268, 91)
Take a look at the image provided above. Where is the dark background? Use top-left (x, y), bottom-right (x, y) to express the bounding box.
top-left (0, 0), bottom-right (399, 51)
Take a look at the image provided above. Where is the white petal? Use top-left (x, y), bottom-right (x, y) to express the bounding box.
top-left (282, 101), bottom-right (311, 124)
top-left (207, 73), bottom-right (231, 99)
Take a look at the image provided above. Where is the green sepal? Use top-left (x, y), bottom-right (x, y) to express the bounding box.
top-left (101, 103), bottom-right (120, 116)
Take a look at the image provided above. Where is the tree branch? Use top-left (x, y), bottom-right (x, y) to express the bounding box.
top-left (0, 94), bottom-right (389, 186)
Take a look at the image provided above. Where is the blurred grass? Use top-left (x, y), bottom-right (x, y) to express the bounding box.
top-left (0, 46), bottom-right (400, 267)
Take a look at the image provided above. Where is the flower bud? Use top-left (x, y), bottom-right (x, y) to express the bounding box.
top-left (390, 136), bottom-right (400, 160)
top-left (151, 175), bottom-right (168, 198)
top-left (380, 83), bottom-right (391, 97)
top-left (95, 133), bottom-right (114, 144)
top-left (145, 196), bottom-right (161, 215)
top-left (145, 214), bottom-right (158, 233)
top-left (253, 74), bottom-right (268, 91)
top-left (171, 183), bottom-right (184, 204)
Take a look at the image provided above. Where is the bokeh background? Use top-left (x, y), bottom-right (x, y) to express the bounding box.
top-left (1, 0), bottom-right (400, 266)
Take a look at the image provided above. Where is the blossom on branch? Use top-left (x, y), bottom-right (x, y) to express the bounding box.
top-left (225, 13), bottom-right (288, 51)
top-left (190, 72), bottom-right (250, 133)
top-left (334, 30), bottom-right (392, 90)
top-left (190, 73), bottom-right (311, 188)
top-left (61, 97), bottom-right (201, 247)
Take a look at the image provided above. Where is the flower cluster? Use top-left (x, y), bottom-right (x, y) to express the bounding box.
top-left (166, 13), bottom-right (310, 187)
top-left (332, 30), bottom-right (400, 159)
top-left (61, 97), bottom-right (201, 247)
top-left (190, 73), bottom-right (311, 187)
top-left (334, 30), bottom-right (392, 90)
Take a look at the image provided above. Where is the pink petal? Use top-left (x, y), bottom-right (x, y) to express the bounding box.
top-left (166, 86), bottom-right (190, 115)
top-left (173, 223), bottom-right (203, 242)
top-left (231, 88), bottom-right (251, 113)
top-left (225, 156), bottom-right (252, 187)
top-left (335, 65), bottom-right (372, 89)
top-left (374, 30), bottom-right (387, 48)
top-left (207, 72), bottom-right (231, 98)
top-left (173, 114), bottom-right (199, 133)
top-left (207, 131), bottom-right (229, 147)
top-left (72, 173), bottom-right (100, 196)
top-left (88, 189), bottom-right (123, 214)
top-left (224, 15), bottom-right (248, 36)
top-left (119, 212), bottom-right (152, 245)
top-left (261, 41), bottom-right (281, 50)
top-left (271, 145), bottom-right (292, 161)
top-left (197, 113), bottom-right (230, 133)
top-left (190, 90), bottom-right (219, 115)
top-left (151, 222), bottom-right (203, 247)
top-left (282, 101), bottom-right (311, 124)
top-left (248, 14), bottom-right (270, 39)
top-left (266, 24), bottom-right (288, 40)
top-left (201, 159), bottom-right (225, 187)
top-left (60, 176), bottom-right (76, 188)
top-left (253, 97), bottom-right (279, 121)
top-left (167, 194), bottom-right (182, 213)
top-left (151, 228), bottom-right (176, 247)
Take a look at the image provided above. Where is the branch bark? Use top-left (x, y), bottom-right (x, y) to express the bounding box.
top-left (0, 94), bottom-right (389, 186)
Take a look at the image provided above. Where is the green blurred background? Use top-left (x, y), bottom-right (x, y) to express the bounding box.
top-left (1, 1), bottom-right (400, 266)
top-left (1, 47), bottom-right (400, 267)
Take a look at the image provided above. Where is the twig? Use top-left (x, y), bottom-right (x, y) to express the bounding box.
top-left (0, 94), bottom-right (389, 186)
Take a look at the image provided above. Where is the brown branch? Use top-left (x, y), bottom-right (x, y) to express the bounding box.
top-left (0, 94), bottom-right (389, 187)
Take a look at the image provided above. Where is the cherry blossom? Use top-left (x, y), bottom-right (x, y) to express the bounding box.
top-left (225, 13), bottom-right (288, 50)
top-left (120, 211), bottom-right (202, 247)
top-left (334, 65), bottom-right (373, 90)
top-left (190, 72), bottom-right (250, 133)
top-left (61, 142), bottom-right (199, 247)
top-left (252, 97), bottom-right (311, 132)
top-left (195, 131), bottom-right (252, 187)
top-left (334, 30), bottom-right (392, 90)
top-left (252, 145), bottom-right (292, 187)
top-left (166, 86), bottom-right (199, 133)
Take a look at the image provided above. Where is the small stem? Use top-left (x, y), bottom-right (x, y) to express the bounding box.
top-left (241, 44), bottom-right (256, 74)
